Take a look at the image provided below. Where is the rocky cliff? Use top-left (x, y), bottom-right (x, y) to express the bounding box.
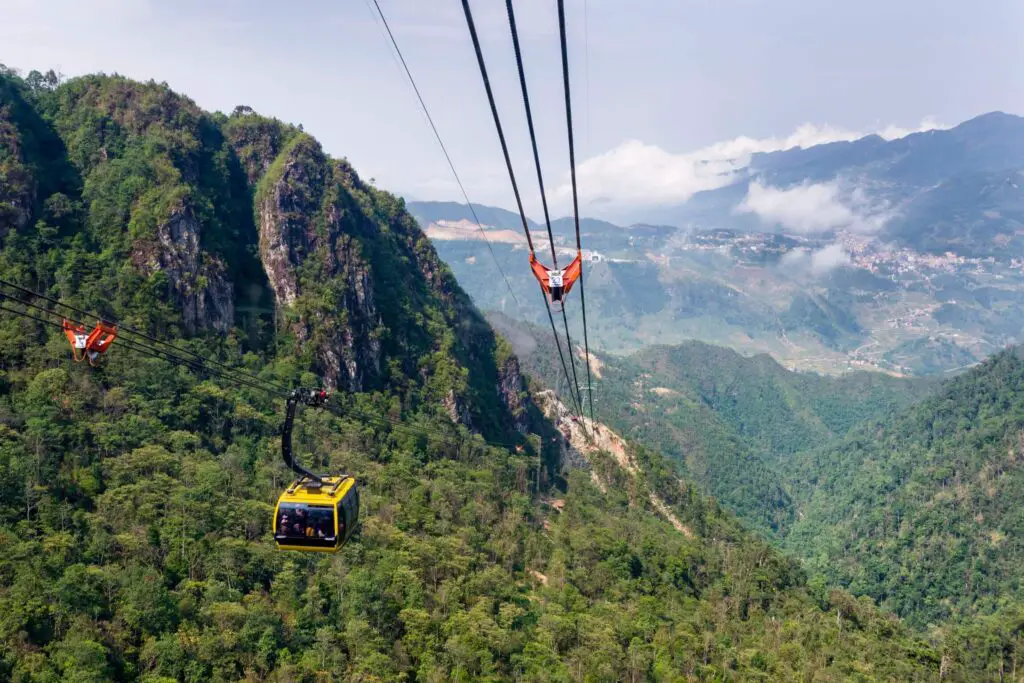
top-left (0, 102), bottom-right (34, 236)
top-left (129, 202), bottom-right (234, 334)
top-left (239, 115), bottom-right (530, 431)
top-left (251, 133), bottom-right (383, 391)
top-left (34, 75), bottom-right (244, 332)
top-left (496, 352), bottom-right (530, 434)
top-left (0, 70), bottom-right (541, 448)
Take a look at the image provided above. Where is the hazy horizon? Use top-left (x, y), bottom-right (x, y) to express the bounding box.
top-left (4, 0), bottom-right (1022, 219)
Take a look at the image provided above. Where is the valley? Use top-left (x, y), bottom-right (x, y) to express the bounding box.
top-left (415, 112), bottom-right (1024, 378)
top-left (496, 312), bottom-right (1024, 643)
top-left (424, 214), bottom-right (1024, 377)
top-left (5, 67), bottom-right (1001, 681)
top-left (3, 0), bottom-right (1024, 678)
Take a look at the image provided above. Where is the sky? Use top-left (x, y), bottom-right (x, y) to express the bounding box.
top-left (2, 0), bottom-right (1023, 220)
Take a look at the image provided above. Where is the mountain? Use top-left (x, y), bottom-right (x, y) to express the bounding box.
top-left (405, 200), bottom-right (539, 232)
top-left (407, 200), bottom-right (631, 242)
top-left (671, 112), bottom-right (1024, 257)
top-left (742, 112), bottom-right (1024, 189)
top-left (415, 113), bottom-right (1024, 259)
top-left (780, 347), bottom-right (1024, 628)
top-left (520, 297), bottom-right (1024, 633)
top-left (489, 313), bottom-right (932, 536)
top-left (420, 113), bottom-right (1024, 376)
top-left (498, 305), bottom-right (1022, 629)
top-left (0, 68), bottom-right (987, 680)
top-left (495, 312), bottom-right (1024, 667)
top-left (428, 221), bottom-right (1019, 376)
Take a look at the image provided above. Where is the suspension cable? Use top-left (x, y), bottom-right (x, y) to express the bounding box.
top-left (461, 0), bottom-right (584, 421)
top-left (366, 0), bottom-right (520, 308)
top-left (557, 0), bottom-right (596, 424)
top-left (0, 286), bottom-right (525, 451)
top-left (504, 0), bottom-right (557, 267)
top-left (0, 285), bottom-right (289, 397)
top-left (0, 277), bottom-right (293, 396)
top-left (459, 0), bottom-right (535, 254)
top-left (539, 292), bottom-right (584, 418)
top-left (559, 305), bottom-right (584, 416)
top-left (503, 0), bottom-right (586, 422)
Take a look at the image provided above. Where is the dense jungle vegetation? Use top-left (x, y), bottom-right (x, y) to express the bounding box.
top-left (0, 67), bottom-right (1020, 681)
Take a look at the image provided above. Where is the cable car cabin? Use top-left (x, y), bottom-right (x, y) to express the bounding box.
top-left (273, 476), bottom-right (359, 553)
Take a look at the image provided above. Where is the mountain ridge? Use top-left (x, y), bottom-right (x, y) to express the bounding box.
top-left (676, 110), bottom-right (1024, 251)
top-left (0, 67), bottom-right (989, 681)
top-left (490, 311), bottom-right (1024, 669)
top-left (420, 110), bottom-right (1024, 377)
top-left (488, 312), bottom-right (933, 535)
top-left (780, 346), bottom-right (1024, 627)
top-left (411, 111), bottom-right (1024, 252)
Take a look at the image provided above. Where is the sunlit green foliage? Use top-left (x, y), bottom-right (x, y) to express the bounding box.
top-left (0, 67), bottom-right (1011, 681)
top-left (491, 314), bottom-right (1024, 676)
top-left (784, 348), bottom-right (1024, 628)
top-left (494, 314), bottom-right (931, 536)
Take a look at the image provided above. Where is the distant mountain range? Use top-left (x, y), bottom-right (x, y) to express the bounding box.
top-left (667, 111), bottom-right (1024, 257)
top-left (412, 112), bottom-right (1024, 257)
top-left (407, 200), bottom-right (632, 239)
top-left (412, 112), bottom-right (1024, 376)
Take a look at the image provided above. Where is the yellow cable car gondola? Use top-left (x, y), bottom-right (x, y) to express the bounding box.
top-left (272, 389), bottom-right (360, 553)
top-left (273, 475), bottom-right (358, 552)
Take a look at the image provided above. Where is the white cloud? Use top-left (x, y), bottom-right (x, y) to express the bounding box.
top-left (778, 243), bottom-right (851, 277)
top-left (810, 243), bottom-right (852, 275)
top-left (876, 116), bottom-right (947, 141)
top-left (554, 139), bottom-right (747, 207)
top-left (736, 180), bottom-right (892, 235)
top-left (779, 248), bottom-right (810, 270)
top-left (555, 118), bottom-right (948, 210)
top-left (737, 181), bottom-right (854, 234)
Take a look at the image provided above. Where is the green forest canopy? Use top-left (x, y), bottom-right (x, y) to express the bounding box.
top-left (0, 66), bottom-right (1020, 681)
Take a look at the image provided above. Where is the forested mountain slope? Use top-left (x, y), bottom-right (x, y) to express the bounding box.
top-left (491, 312), bottom-right (930, 535)
top-left (0, 68), bottom-right (986, 680)
top-left (627, 343), bottom-right (931, 458)
top-left (783, 347), bottom-right (1024, 628)
top-left (493, 312), bottom-right (1024, 672)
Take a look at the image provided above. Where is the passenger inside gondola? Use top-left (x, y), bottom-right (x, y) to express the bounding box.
top-left (307, 506), bottom-right (334, 540)
top-left (274, 475), bottom-right (357, 552)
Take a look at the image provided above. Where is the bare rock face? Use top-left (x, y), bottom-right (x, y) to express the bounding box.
top-left (497, 355), bottom-right (530, 434)
top-left (0, 106), bottom-right (35, 239)
top-left (534, 390), bottom-right (590, 472)
top-left (132, 203), bottom-right (234, 333)
top-left (443, 389), bottom-right (473, 427)
top-left (312, 233), bottom-right (383, 393)
top-left (256, 137), bottom-right (382, 391)
top-left (256, 141), bottom-right (327, 307)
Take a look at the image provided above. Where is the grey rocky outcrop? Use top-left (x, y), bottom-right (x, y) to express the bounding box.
top-left (497, 355), bottom-right (530, 434)
top-left (256, 137), bottom-right (382, 391)
top-left (131, 203), bottom-right (234, 333)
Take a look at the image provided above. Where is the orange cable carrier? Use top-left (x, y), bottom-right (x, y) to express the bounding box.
top-left (63, 319), bottom-right (117, 366)
top-left (530, 250), bottom-right (582, 305)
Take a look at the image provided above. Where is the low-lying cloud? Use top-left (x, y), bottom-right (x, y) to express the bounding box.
top-left (736, 181), bottom-right (854, 234)
top-left (553, 118), bottom-right (946, 210)
top-left (810, 243), bottom-right (852, 274)
top-left (736, 180), bottom-right (890, 235)
top-left (779, 243), bottom-right (852, 277)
